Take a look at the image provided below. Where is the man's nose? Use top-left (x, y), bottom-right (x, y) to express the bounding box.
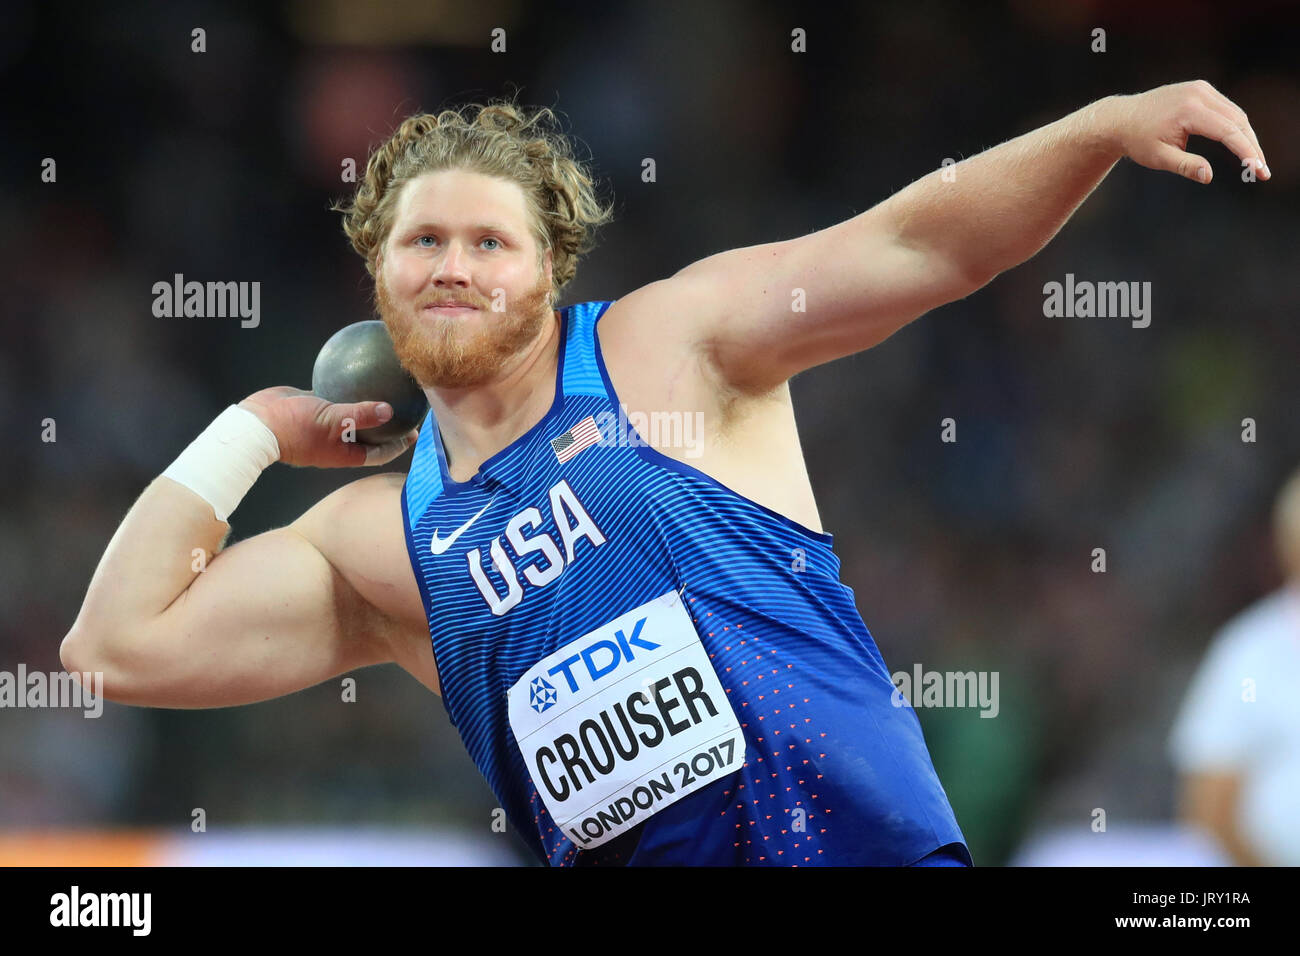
top-left (433, 240), bottom-right (471, 285)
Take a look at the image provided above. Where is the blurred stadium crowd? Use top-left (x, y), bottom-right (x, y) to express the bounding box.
top-left (1, 1), bottom-right (1297, 864)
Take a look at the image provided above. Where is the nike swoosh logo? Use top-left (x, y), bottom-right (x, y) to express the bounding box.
top-left (430, 494), bottom-right (498, 555)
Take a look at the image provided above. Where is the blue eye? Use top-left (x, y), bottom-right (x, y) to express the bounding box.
top-left (414, 235), bottom-right (500, 249)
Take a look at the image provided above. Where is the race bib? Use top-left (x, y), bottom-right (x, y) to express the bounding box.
top-left (507, 588), bottom-right (746, 850)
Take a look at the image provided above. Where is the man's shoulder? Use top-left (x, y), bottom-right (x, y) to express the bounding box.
top-left (291, 471), bottom-right (423, 626)
top-left (301, 470), bottom-right (406, 517)
top-left (588, 277), bottom-right (782, 417)
top-left (585, 275), bottom-right (708, 346)
top-left (292, 470), bottom-right (438, 693)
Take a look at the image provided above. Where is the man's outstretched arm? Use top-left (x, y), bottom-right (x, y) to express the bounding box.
top-left (665, 80), bottom-right (1269, 393)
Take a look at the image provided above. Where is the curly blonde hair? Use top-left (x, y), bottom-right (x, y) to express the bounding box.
top-left (333, 99), bottom-right (615, 303)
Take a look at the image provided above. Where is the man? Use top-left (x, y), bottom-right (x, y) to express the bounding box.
top-left (1169, 465), bottom-right (1300, 866)
top-left (63, 85), bottom-right (1267, 866)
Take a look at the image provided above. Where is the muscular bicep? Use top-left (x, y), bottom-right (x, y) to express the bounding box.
top-left (97, 524), bottom-right (393, 709)
top-left (291, 471), bottom-right (440, 696)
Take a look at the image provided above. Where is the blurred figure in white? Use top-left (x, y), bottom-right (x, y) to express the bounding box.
top-left (1169, 464), bottom-right (1300, 866)
top-left (1009, 822), bottom-right (1230, 867)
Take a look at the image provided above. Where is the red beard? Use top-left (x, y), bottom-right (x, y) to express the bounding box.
top-left (376, 275), bottom-right (552, 389)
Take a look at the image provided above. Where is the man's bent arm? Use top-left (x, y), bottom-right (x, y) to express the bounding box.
top-left (61, 393), bottom-right (416, 700)
top-left (60, 471), bottom-right (428, 707)
top-left (66, 476), bottom-right (231, 647)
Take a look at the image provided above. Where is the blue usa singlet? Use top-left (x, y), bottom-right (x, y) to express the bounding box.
top-left (401, 300), bottom-right (971, 866)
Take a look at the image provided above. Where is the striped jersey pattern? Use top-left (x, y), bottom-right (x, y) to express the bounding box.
top-left (400, 300), bottom-right (971, 866)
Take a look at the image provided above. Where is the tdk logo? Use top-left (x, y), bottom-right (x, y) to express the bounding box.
top-left (546, 617), bottom-right (660, 694)
top-left (530, 676), bottom-right (559, 714)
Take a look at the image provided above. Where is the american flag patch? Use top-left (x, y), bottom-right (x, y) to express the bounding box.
top-left (550, 415), bottom-right (602, 463)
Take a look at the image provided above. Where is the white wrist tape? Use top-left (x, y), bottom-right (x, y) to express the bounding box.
top-left (161, 405), bottom-right (281, 522)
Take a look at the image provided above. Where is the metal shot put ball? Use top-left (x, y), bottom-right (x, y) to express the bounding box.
top-left (311, 321), bottom-right (429, 445)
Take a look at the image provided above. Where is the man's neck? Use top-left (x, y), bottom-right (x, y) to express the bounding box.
top-left (424, 310), bottom-right (562, 480)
